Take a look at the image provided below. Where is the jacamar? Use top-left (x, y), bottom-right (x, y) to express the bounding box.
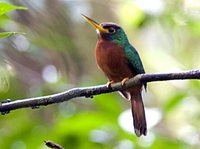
top-left (82, 14), bottom-right (147, 137)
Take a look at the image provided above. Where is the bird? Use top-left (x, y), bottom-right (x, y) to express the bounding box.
top-left (82, 14), bottom-right (147, 137)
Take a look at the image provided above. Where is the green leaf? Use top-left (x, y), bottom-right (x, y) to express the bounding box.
top-left (0, 2), bottom-right (27, 16)
top-left (0, 32), bottom-right (25, 38)
top-left (163, 93), bottom-right (186, 112)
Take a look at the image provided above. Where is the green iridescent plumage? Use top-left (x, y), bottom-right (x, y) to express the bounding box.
top-left (124, 45), bottom-right (145, 74)
top-left (101, 23), bottom-right (145, 75)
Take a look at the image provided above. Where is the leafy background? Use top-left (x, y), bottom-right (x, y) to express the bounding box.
top-left (0, 0), bottom-right (200, 149)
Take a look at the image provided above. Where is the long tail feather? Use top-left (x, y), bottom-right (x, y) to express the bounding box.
top-left (130, 91), bottom-right (147, 137)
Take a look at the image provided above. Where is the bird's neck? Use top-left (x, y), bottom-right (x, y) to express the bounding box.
top-left (98, 36), bottom-right (129, 48)
top-left (112, 38), bottom-right (129, 47)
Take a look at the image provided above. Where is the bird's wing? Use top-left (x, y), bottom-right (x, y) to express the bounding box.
top-left (124, 45), bottom-right (147, 90)
top-left (124, 45), bottom-right (145, 75)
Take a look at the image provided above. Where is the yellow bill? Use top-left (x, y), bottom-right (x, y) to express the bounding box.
top-left (81, 14), bottom-right (109, 33)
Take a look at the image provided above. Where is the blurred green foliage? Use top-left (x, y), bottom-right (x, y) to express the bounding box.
top-left (0, 2), bottom-right (26, 38)
top-left (0, 0), bottom-right (200, 149)
top-left (0, 2), bottom-right (26, 16)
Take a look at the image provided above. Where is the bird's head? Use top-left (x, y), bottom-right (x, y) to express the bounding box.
top-left (82, 14), bottom-right (129, 46)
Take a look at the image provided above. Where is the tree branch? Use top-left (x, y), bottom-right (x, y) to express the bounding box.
top-left (45, 140), bottom-right (64, 149)
top-left (1, 69), bottom-right (200, 114)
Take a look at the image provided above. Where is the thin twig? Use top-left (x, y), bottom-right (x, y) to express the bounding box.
top-left (0, 69), bottom-right (200, 114)
top-left (44, 140), bottom-right (64, 149)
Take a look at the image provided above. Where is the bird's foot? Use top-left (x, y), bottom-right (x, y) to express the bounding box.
top-left (106, 81), bottom-right (114, 88)
top-left (121, 77), bottom-right (129, 86)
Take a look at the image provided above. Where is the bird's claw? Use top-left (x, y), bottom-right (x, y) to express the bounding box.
top-left (106, 81), bottom-right (114, 88)
top-left (121, 77), bottom-right (129, 86)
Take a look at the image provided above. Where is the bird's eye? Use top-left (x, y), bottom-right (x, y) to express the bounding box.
top-left (108, 27), bottom-right (115, 33)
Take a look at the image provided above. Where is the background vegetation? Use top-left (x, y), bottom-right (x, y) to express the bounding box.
top-left (0, 0), bottom-right (200, 148)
